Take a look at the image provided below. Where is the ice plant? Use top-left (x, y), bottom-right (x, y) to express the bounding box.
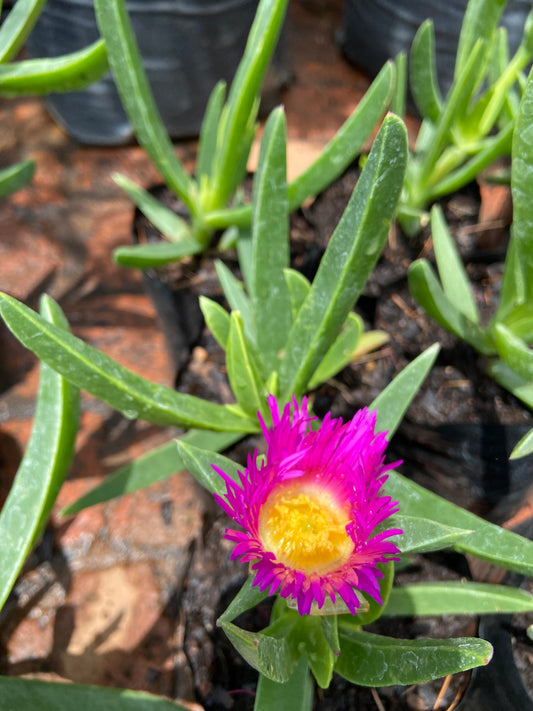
top-left (214, 395), bottom-right (402, 615)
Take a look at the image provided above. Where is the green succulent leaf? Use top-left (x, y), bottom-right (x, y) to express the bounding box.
top-left (455, 0), bottom-right (506, 81)
top-left (493, 322), bottom-right (533, 381)
top-left (0, 159), bottom-right (35, 198)
top-left (215, 260), bottom-right (256, 346)
top-left (387, 514), bottom-right (473, 555)
top-left (0, 676), bottom-right (190, 711)
top-left (278, 114), bottom-right (408, 400)
top-left (497, 66), bottom-right (533, 320)
top-left (417, 39), bottom-right (485, 186)
top-left (196, 80), bottom-right (226, 182)
top-left (431, 205), bottom-right (479, 323)
top-left (425, 121), bottom-right (513, 203)
top-left (251, 107), bottom-right (291, 368)
top-left (294, 615), bottom-right (335, 689)
top-left (283, 268), bottom-right (311, 321)
top-left (410, 20), bottom-right (442, 122)
top-left (226, 311), bottom-right (267, 418)
top-left (307, 313), bottom-right (363, 390)
top-left (288, 61), bottom-right (394, 208)
top-left (0, 293), bottom-right (256, 432)
top-left (510, 426), bottom-right (533, 459)
top-left (209, 0), bottom-right (289, 208)
top-left (487, 359), bottom-right (533, 410)
top-left (387, 471), bottom-right (533, 576)
top-left (0, 39), bottom-right (108, 96)
top-left (384, 581), bottom-right (533, 617)
top-left (335, 628), bottom-right (492, 686)
top-left (408, 260), bottom-right (492, 354)
top-left (112, 173), bottom-right (195, 245)
top-left (93, 0), bottom-right (193, 209)
top-left (254, 657), bottom-right (313, 711)
top-left (0, 296), bottom-right (79, 611)
top-left (199, 296), bottom-right (231, 350)
top-left (0, 0), bottom-right (46, 63)
top-left (178, 438), bottom-right (242, 496)
top-left (219, 619), bottom-right (297, 683)
top-left (218, 575), bottom-right (270, 624)
top-left (113, 241), bottom-right (203, 268)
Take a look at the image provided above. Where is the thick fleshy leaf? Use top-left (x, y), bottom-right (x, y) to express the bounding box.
top-left (112, 173), bottom-right (196, 245)
top-left (0, 296), bottom-right (79, 610)
top-left (336, 628), bottom-right (492, 686)
top-left (251, 108), bottom-right (291, 368)
top-left (384, 581), bottom-right (533, 617)
top-left (254, 658), bottom-right (313, 711)
top-left (278, 114), bottom-right (408, 400)
top-left (0, 0), bottom-right (46, 63)
top-left (370, 343), bottom-right (440, 438)
top-left (488, 359), bottom-right (533, 409)
top-left (294, 615), bottom-right (335, 689)
top-left (0, 293), bottom-right (256, 432)
top-left (218, 575), bottom-right (270, 624)
top-left (408, 260), bottom-right (492, 354)
top-left (196, 80), bottom-right (226, 182)
top-left (113, 241), bottom-right (203, 268)
top-left (0, 159), bottom-right (34, 198)
top-left (510, 426), bottom-right (533, 459)
top-left (199, 296), bottom-right (231, 350)
top-left (62, 430), bottom-right (243, 515)
top-left (431, 205), bottom-right (479, 323)
top-left (493, 322), bottom-right (533, 382)
top-left (417, 40), bottom-right (485, 186)
top-left (0, 39), bottom-right (108, 95)
top-left (226, 311), bottom-right (267, 417)
top-left (209, 0), bottom-right (289, 208)
top-left (387, 514), bottom-right (472, 555)
top-left (93, 0), bottom-right (193, 208)
top-left (178, 439), bottom-right (242, 495)
top-left (496, 66), bottom-right (533, 320)
top-left (387, 471), bottom-right (533, 576)
top-left (215, 260), bottom-right (256, 346)
top-left (0, 676), bottom-right (189, 711)
top-left (455, 0), bottom-right (505, 80)
top-left (410, 20), bottom-right (442, 122)
top-left (283, 268), bottom-right (311, 321)
top-left (307, 313), bottom-right (363, 390)
top-left (425, 122), bottom-right (513, 203)
top-left (501, 302), bottom-right (533, 341)
top-left (219, 620), bottom-right (297, 683)
top-left (288, 62), bottom-right (394, 208)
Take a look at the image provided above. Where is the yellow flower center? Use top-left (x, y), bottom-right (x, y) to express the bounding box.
top-left (258, 484), bottom-right (353, 575)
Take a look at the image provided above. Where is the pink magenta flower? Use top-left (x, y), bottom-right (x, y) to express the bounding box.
top-left (213, 395), bottom-right (403, 616)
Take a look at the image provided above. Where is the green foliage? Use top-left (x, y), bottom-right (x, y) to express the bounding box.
top-left (0, 676), bottom-right (190, 711)
top-left (0, 159), bottom-right (34, 198)
top-left (92, 0), bottom-right (395, 267)
top-left (0, 0), bottom-right (108, 196)
top-left (200, 111), bottom-right (409, 413)
top-left (0, 296), bottom-right (79, 611)
top-left (398, 0), bottom-right (532, 235)
top-left (408, 66), bottom-right (533, 457)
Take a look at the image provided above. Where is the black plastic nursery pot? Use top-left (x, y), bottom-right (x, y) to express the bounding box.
top-left (25, 0), bottom-right (289, 145)
top-left (340, 0), bottom-right (532, 97)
